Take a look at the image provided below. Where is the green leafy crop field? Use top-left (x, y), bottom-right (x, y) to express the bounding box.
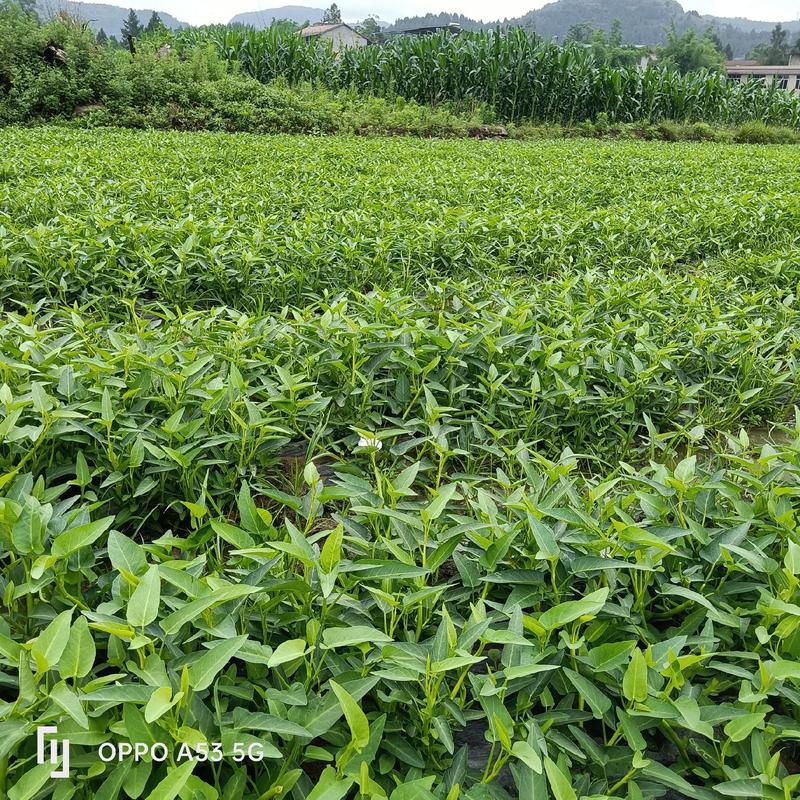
top-left (1, 128), bottom-right (800, 800)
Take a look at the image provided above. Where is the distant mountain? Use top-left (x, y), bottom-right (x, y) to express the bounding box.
top-left (388, 0), bottom-right (800, 57)
top-left (228, 6), bottom-right (325, 28)
top-left (33, 0), bottom-right (800, 57)
top-left (389, 12), bottom-right (485, 33)
top-left (35, 1), bottom-right (187, 34)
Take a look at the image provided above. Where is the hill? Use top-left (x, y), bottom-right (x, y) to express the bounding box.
top-left (35, 1), bottom-right (186, 34)
top-left (228, 6), bottom-right (325, 27)
top-left (388, 0), bottom-right (800, 57)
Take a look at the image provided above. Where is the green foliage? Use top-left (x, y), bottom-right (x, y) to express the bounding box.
top-left (356, 16), bottom-right (384, 45)
top-left (3, 128), bottom-right (800, 311)
top-left (658, 24), bottom-right (725, 75)
top-left (320, 3), bottom-right (341, 25)
top-left (733, 121), bottom-right (799, 143)
top-left (583, 19), bottom-right (643, 69)
top-left (144, 11), bottom-right (164, 36)
top-left (1, 305), bottom-right (800, 796)
top-left (1, 7), bottom-right (800, 131)
top-left (120, 8), bottom-right (142, 42)
top-left (1, 123), bottom-right (800, 797)
top-left (749, 24), bottom-right (791, 66)
top-left (179, 26), bottom-right (800, 127)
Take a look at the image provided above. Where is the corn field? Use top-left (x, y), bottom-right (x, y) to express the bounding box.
top-left (177, 27), bottom-right (800, 127)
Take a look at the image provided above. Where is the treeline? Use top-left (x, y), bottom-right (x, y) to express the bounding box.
top-left (2, 1), bottom-right (800, 133)
top-left (389, 0), bottom-right (800, 59)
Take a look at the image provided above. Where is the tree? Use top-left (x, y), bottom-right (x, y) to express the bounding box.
top-left (144, 12), bottom-right (164, 34)
top-left (566, 22), bottom-right (594, 44)
top-left (659, 25), bottom-right (724, 74)
top-left (768, 23), bottom-right (788, 64)
top-left (608, 18), bottom-right (623, 51)
top-left (706, 28), bottom-right (724, 55)
top-left (357, 15), bottom-right (383, 43)
top-left (750, 24), bottom-right (790, 64)
top-left (270, 19), bottom-right (301, 34)
top-left (584, 20), bottom-right (640, 69)
top-left (321, 4), bottom-right (341, 24)
top-left (703, 29), bottom-right (734, 62)
top-left (767, 23), bottom-right (789, 63)
top-left (120, 9), bottom-right (142, 40)
top-left (17, 0), bottom-right (38, 17)
top-left (96, 27), bottom-right (108, 45)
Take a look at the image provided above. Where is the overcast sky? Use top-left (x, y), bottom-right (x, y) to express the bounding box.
top-left (153, 1), bottom-right (800, 26)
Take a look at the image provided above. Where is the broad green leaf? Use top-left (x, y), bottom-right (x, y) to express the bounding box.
top-left (511, 740), bottom-right (542, 773)
top-left (623, 648), bottom-right (648, 704)
top-left (584, 640), bottom-right (636, 672)
top-left (127, 565), bottom-right (161, 628)
top-left (267, 639), bottom-right (307, 668)
top-left (107, 531), bottom-right (147, 576)
top-left (11, 497), bottom-right (46, 556)
top-left (543, 756), bottom-right (576, 800)
top-left (160, 585), bottom-right (261, 634)
top-left (422, 483), bottom-right (459, 522)
top-left (145, 686), bottom-right (178, 723)
top-left (564, 668), bottom-right (611, 719)
top-left (59, 616), bottom-right (96, 679)
top-left (714, 779), bottom-right (768, 797)
top-left (210, 520), bottom-right (255, 550)
top-left (51, 515), bottom-right (114, 558)
top-left (143, 760), bottom-right (195, 800)
top-left (305, 767), bottom-right (353, 800)
top-left (32, 610), bottom-right (72, 672)
top-left (321, 626), bottom-right (392, 649)
top-left (189, 635), bottom-right (248, 691)
top-left (50, 680), bottom-right (89, 728)
top-left (8, 762), bottom-right (55, 800)
top-left (320, 524), bottom-right (343, 573)
top-left (724, 712), bottom-right (765, 742)
top-left (94, 761), bottom-right (132, 800)
top-left (538, 588), bottom-right (608, 630)
top-left (330, 679), bottom-right (370, 751)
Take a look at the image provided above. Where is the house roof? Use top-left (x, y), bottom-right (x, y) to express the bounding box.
top-left (726, 65), bottom-right (800, 75)
top-left (300, 23), bottom-right (349, 37)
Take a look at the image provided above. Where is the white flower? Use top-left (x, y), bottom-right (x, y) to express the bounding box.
top-left (358, 436), bottom-right (382, 450)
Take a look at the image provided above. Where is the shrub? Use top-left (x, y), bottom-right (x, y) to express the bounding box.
top-left (734, 120), bottom-right (800, 144)
top-left (688, 121), bottom-right (717, 140)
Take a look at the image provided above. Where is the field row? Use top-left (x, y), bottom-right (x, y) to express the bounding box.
top-left (2, 129), bottom-right (800, 799)
top-left (1, 129), bottom-right (799, 308)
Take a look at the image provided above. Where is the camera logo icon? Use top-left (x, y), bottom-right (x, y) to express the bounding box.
top-left (36, 727), bottom-right (70, 779)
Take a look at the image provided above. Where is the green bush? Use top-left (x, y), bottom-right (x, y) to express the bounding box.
top-left (734, 121), bottom-right (800, 144)
top-left (688, 121), bottom-right (716, 140)
top-left (3, 4), bottom-right (800, 143)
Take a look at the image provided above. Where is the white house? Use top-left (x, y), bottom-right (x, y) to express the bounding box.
top-left (299, 23), bottom-right (367, 52)
top-left (724, 55), bottom-right (800, 94)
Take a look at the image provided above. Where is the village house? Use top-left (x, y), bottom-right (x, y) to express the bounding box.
top-left (725, 54), bottom-right (800, 94)
top-left (298, 23), bottom-right (367, 51)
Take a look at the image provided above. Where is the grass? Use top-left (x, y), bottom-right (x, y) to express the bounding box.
top-left (1, 127), bottom-right (800, 799)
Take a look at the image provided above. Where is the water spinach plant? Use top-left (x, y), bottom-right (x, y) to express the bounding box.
top-left (0, 128), bottom-right (799, 800)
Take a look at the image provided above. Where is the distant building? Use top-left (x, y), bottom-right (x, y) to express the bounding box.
top-left (390, 22), bottom-right (462, 37)
top-left (299, 23), bottom-right (367, 51)
top-left (725, 55), bottom-right (800, 94)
